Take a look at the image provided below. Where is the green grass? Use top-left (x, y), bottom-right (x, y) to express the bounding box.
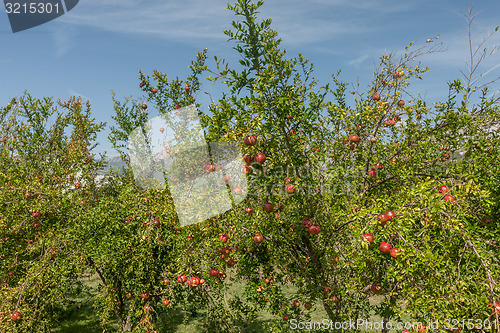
top-left (52, 274), bottom-right (119, 333)
top-left (53, 274), bottom-right (405, 332)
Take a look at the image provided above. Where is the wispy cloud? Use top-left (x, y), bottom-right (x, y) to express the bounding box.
top-left (348, 54), bottom-right (369, 67)
top-left (68, 89), bottom-right (89, 100)
top-left (419, 17), bottom-right (500, 68)
top-left (307, 0), bottom-right (412, 12)
top-left (55, 0), bottom-right (415, 48)
top-left (58, 0), bottom-right (232, 43)
top-left (52, 26), bottom-right (76, 57)
top-left (483, 62), bottom-right (500, 76)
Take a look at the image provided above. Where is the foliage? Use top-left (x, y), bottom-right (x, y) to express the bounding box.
top-left (1, 0), bottom-right (499, 332)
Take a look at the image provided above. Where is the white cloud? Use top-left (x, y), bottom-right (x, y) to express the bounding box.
top-left (55, 0), bottom-right (413, 47)
top-left (308, 0), bottom-right (412, 12)
top-left (483, 62), bottom-right (500, 76)
top-left (52, 26), bottom-right (77, 57)
top-left (68, 88), bottom-right (89, 100)
top-left (347, 54), bottom-right (369, 67)
top-left (58, 0), bottom-right (233, 43)
top-left (419, 17), bottom-right (500, 69)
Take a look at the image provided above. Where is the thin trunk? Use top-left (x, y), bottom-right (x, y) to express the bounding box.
top-left (381, 294), bottom-right (396, 333)
top-left (301, 235), bottom-right (335, 320)
top-left (90, 260), bottom-right (126, 327)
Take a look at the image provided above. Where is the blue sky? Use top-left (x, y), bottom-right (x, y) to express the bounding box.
top-left (1, 0), bottom-right (499, 156)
